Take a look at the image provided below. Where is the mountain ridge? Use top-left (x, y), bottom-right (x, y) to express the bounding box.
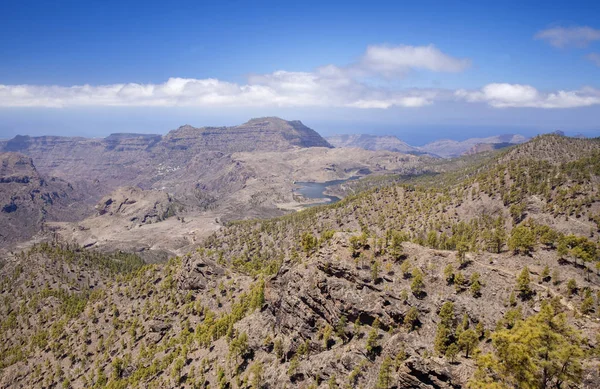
top-left (327, 133), bottom-right (529, 158)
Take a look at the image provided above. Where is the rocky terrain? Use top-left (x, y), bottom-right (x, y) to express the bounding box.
top-left (0, 118), bottom-right (437, 252)
top-left (41, 146), bottom-right (431, 261)
top-left (0, 134), bottom-right (599, 389)
top-left (45, 187), bottom-right (198, 263)
top-left (0, 152), bottom-right (89, 246)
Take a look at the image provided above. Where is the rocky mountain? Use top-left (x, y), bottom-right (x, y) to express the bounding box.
top-left (0, 118), bottom-right (436, 248)
top-left (419, 134), bottom-right (528, 158)
top-left (0, 117), bottom-right (330, 194)
top-left (326, 134), bottom-right (422, 154)
top-left (0, 117), bottom-right (336, 208)
top-left (164, 117), bottom-right (332, 153)
top-left (0, 152), bottom-right (89, 246)
top-left (1, 134), bottom-right (599, 389)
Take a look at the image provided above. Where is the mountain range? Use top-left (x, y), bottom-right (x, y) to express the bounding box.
top-left (1, 131), bottom-right (599, 388)
top-left (327, 133), bottom-right (529, 158)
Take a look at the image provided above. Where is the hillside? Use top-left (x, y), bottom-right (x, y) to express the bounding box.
top-left (1, 135), bottom-right (599, 389)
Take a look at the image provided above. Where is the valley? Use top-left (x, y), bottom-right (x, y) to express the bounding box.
top-left (0, 118), bottom-right (433, 257)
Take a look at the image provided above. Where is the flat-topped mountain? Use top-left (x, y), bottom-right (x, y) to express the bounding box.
top-left (164, 117), bottom-right (332, 153)
top-left (1, 117), bottom-right (331, 156)
top-left (0, 117), bottom-right (333, 203)
top-left (326, 134), bottom-right (421, 154)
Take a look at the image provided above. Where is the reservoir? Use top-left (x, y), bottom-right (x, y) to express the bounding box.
top-left (294, 176), bottom-right (359, 206)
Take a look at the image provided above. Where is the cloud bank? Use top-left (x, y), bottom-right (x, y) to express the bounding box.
top-left (0, 44), bottom-right (598, 110)
top-left (0, 44), bottom-right (468, 109)
top-left (535, 26), bottom-right (600, 48)
top-left (455, 83), bottom-right (600, 108)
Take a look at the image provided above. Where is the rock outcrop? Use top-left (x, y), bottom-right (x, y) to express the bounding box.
top-left (95, 186), bottom-right (178, 225)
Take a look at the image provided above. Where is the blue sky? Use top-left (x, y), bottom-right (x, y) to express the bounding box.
top-left (1, 0), bottom-right (599, 144)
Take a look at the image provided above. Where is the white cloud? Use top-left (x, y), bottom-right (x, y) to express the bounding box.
top-left (0, 76), bottom-right (442, 109)
top-left (588, 53), bottom-right (600, 67)
top-left (455, 83), bottom-right (600, 108)
top-left (0, 44), bottom-right (469, 109)
top-left (1, 43), bottom-right (598, 111)
top-left (358, 44), bottom-right (471, 76)
top-left (535, 26), bottom-right (600, 48)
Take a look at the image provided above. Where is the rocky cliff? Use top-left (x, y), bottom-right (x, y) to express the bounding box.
top-left (164, 117), bottom-right (332, 153)
top-left (0, 152), bottom-right (89, 245)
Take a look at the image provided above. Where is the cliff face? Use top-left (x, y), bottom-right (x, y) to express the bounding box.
top-left (0, 152), bottom-right (89, 245)
top-left (163, 117), bottom-right (332, 153)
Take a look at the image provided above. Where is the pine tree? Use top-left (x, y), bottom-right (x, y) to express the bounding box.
top-left (301, 232), bottom-right (318, 256)
top-left (335, 315), bottom-right (348, 342)
top-left (470, 272), bottom-right (482, 297)
top-left (580, 295), bottom-right (594, 314)
top-left (389, 231), bottom-right (404, 260)
top-left (249, 361), bottom-right (263, 389)
top-left (508, 225), bottom-right (536, 255)
top-left (439, 302), bottom-right (455, 328)
top-left (371, 260), bottom-right (380, 282)
top-left (469, 303), bottom-right (585, 389)
top-left (445, 343), bottom-right (459, 363)
top-left (566, 279), bottom-right (578, 296)
top-left (403, 307), bottom-right (419, 331)
top-left (541, 265), bottom-right (550, 282)
top-left (410, 268), bottom-right (425, 297)
top-left (400, 260), bottom-right (412, 278)
top-left (457, 240), bottom-right (469, 265)
top-left (327, 375), bottom-right (338, 389)
top-left (375, 356), bottom-right (393, 389)
top-left (366, 328), bottom-right (379, 358)
top-left (458, 329), bottom-right (478, 358)
top-left (443, 264), bottom-right (455, 285)
top-left (516, 267), bottom-right (532, 299)
top-left (434, 325), bottom-right (452, 355)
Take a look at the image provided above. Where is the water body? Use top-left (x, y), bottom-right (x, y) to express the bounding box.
top-left (294, 176), bottom-right (359, 207)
